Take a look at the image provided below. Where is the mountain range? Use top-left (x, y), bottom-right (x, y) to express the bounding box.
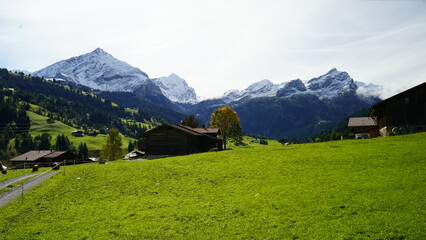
top-left (30, 48), bottom-right (382, 139)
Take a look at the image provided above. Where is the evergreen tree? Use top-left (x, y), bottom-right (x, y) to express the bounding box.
top-left (77, 142), bottom-right (89, 159)
top-left (54, 134), bottom-right (72, 151)
top-left (182, 115), bottom-right (199, 128)
top-left (127, 141), bottom-right (134, 153)
top-left (35, 133), bottom-right (52, 150)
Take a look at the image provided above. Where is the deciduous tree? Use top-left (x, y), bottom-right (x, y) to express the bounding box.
top-left (100, 128), bottom-right (122, 161)
top-left (210, 106), bottom-right (243, 149)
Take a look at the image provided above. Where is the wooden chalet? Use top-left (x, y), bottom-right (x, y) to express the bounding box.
top-left (370, 82), bottom-right (426, 136)
top-left (71, 130), bottom-right (84, 137)
top-left (348, 117), bottom-right (379, 139)
top-left (84, 129), bottom-right (98, 136)
top-left (141, 124), bottom-right (222, 157)
top-left (9, 150), bottom-right (77, 168)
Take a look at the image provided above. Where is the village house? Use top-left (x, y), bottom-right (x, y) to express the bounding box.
top-left (348, 117), bottom-right (379, 139)
top-left (124, 150), bottom-right (145, 160)
top-left (71, 130), bottom-right (84, 137)
top-left (370, 82), bottom-right (426, 136)
top-left (84, 129), bottom-right (98, 136)
top-left (9, 150), bottom-right (77, 168)
top-left (140, 124), bottom-right (222, 157)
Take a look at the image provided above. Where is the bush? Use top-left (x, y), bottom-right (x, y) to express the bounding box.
top-left (259, 139), bottom-right (268, 145)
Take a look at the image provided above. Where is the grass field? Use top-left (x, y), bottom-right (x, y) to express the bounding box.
top-left (27, 111), bottom-right (136, 152)
top-left (0, 133), bottom-right (425, 239)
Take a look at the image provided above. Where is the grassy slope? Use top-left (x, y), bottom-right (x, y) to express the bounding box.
top-left (1, 133), bottom-right (425, 239)
top-left (27, 111), bottom-right (136, 152)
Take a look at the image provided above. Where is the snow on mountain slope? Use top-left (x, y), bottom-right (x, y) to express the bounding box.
top-left (222, 79), bottom-right (286, 103)
top-left (152, 74), bottom-right (198, 104)
top-left (306, 68), bottom-right (357, 100)
top-left (33, 48), bottom-right (149, 91)
top-left (216, 68), bottom-right (380, 104)
top-left (276, 79), bottom-right (307, 98)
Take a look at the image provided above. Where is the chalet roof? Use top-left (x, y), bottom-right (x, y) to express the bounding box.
top-left (143, 124), bottom-right (222, 142)
top-left (9, 150), bottom-right (72, 162)
top-left (43, 151), bottom-right (68, 159)
top-left (348, 117), bottom-right (377, 127)
top-left (371, 82), bottom-right (426, 110)
top-left (193, 127), bottom-right (220, 134)
top-left (9, 150), bottom-right (54, 162)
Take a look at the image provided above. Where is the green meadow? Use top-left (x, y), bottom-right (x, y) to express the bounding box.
top-left (0, 133), bottom-right (425, 239)
top-left (27, 111), bottom-right (136, 152)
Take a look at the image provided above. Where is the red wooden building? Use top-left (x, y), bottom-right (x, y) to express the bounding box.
top-left (348, 117), bottom-right (379, 139)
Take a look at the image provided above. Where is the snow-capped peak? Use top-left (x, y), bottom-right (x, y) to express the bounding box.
top-left (246, 79), bottom-right (274, 92)
top-left (307, 68), bottom-right (357, 100)
top-left (152, 74), bottom-right (198, 104)
top-left (217, 68), bottom-right (379, 103)
top-left (221, 79), bottom-right (286, 103)
top-left (92, 47), bottom-right (107, 55)
top-left (33, 48), bottom-right (149, 92)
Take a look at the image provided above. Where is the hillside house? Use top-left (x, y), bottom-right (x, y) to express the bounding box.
top-left (348, 117), bottom-right (379, 139)
top-left (84, 129), bottom-right (98, 136)
top-left (124, 150), bottom-right (145, 159)
top-left (370, 82), bottom-right (426, 136)
top-left (9, 150), bottom-right (77, 168)
top-left (141, 124), bottom-right (222, 157)
top-left (72, 130), bottom-right (84, 137)
top-left (46, 118), bottom-right (55, 124)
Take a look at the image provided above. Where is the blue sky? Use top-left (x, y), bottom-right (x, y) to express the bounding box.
top-left (0, 0), bottom-right (425, 98)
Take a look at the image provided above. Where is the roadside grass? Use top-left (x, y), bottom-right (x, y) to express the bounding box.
top-left (0, 168), bottom-right (51, 194)
top-left (0, 133), bottom-right (425, 239)
top-left (26, 111), bottom-right (136, 152)
top-left (0, 168), bottom-right (36, 183)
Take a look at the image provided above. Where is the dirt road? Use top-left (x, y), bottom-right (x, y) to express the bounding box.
top-left (0, 171), bottom-right (59, 207)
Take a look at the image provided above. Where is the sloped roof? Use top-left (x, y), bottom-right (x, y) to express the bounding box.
top-left (193, 127), bottom-right (220, 134)
top-left (143, 124), bottom-right (222, 141)
top-left (9, 150), bottom-right (72, 162)
top-left (9, 150), bottom-right (53, 162)
top-left (348, 117), bottom-right (377, 127)
top-left (43, 151), bottom-right (68, 158)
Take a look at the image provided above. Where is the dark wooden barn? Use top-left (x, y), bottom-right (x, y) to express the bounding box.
top-left (141, 124), bottom-right (222, 157)
top-left (9, 150), bottom-right (77, 168)
top-left (370, 82), bottom-right (426, 136)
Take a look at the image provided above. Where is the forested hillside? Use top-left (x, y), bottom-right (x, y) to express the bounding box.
top-left (0, 69), bottom-right (155, 160)
top-left (0, 69), bottom-right (151, 139)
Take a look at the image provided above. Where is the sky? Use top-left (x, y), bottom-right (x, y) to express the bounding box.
top-left (0, 0), bottom-right (425, 98)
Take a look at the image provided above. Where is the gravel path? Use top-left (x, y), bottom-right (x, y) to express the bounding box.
top-left (0, 171), bottom-right (59, 207)
top-left (0, 173), bottom-right (41, 190)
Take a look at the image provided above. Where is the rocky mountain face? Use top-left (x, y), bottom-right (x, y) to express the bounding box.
top-left (152, 74), bottom-right (198, 104)
top-left (31, 48), bottom-right (382, 139)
